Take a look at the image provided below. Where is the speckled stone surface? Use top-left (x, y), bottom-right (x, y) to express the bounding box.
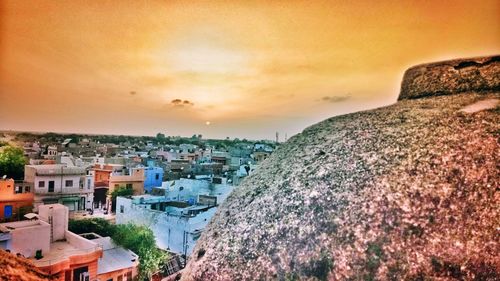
top-left (399, 55), bottom-right (500, 100)
top-left (181, 59), bottom-right (500, 281)
top-left (0, 250), bottom-right (51, 281)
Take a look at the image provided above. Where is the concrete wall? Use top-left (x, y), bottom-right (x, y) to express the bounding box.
top-left (33, 174), bottom-right (85, 195)
top-left (65, 231), bottom-right (97, 249)
top-left (0, 179), bottom-right (34, 220)
top-left (0, 220), bottom-right (51, 257)
top-left (39, 204), bottom-right (68, 241)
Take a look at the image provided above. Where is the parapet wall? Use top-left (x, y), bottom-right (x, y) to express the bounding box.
top-left (399, 55), bottom-right (500, 100)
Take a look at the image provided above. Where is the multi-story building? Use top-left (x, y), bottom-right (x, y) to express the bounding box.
top-left (0, 204), bottom-right (103, 281)
top-left (144, 166), bottom-right (164, 193)
top-left (24, 164), bottom-right (93, 212)
top-left (43, 145), bottom-right (58, 159)
top-left (90, 164), bottom-right (145, 211)
top-left (0, 179), bottom-right (34, 222)
top-left (108, 167), bottom-right (145, 196)
top-left (92, 164), bottom-right (123, 209)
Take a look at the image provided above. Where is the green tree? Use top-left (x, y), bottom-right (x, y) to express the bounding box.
top-left (110, 186), bottom-right (134, 212)
top-left (68, 218), bottom-right (116, 237)
top-left (0, 146), bottom-right (26, 180)
top-left (112, 223), bottom-right (168, 280)
top-left (156, 133), bottom-right (166, 141)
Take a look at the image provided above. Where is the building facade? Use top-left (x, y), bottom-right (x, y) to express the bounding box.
top-left (0, 178), bottom-right (34, 222)
top-left (24, 165), bottom-right (93, 212)
top-left (144, 166), bottom-right (164, 193)
top-left (108, 167), bottom-right (145, 196)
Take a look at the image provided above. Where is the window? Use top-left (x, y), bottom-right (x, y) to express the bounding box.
top-left (65, 180), bottom-right (73, 187)
top-left (126, 183), bottom-right (133, 189)
top-left (126, 271), bottom-right (132, 281)
top-left (120, 205), bottom-right (124, 213)
top-left (155, 174), bottom-right (160, 180)
top-left (4, 205), bottom-right (13, 219)
top-left (117, 275), bottom-right (123, 281)
top-left (73, 266), bottom-right (88, 281)
top-left (38, 181), bottom-right (45, 188)
top-left (87, 179), bottom-right (91, 189)
top-left (48, 181), bottom-right (55, 192)
top-left (115, 184), bottom-right (119, 188)
top-left (25, 186), bottom-right (30, 193)
top-left (15, 185), bottom-right (22, 194)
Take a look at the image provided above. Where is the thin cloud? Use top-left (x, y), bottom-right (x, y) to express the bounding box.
top-left (320, 94), bottom-right (351, 103)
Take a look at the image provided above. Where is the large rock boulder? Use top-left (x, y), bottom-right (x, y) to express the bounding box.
top-left (0, 250), bottom-right (52, 281)
top-left (181, 56), bottom-right (500, 281)
top-left (399, 55), bottom-right (500, 100)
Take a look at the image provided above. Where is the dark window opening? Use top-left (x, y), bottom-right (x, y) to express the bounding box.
top-left (48, 181), bottom-right (55, 192)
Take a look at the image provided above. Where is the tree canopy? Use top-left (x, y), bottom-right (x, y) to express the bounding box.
top-left (0, 146), bottom-right (26, 180)
top-left (68, 218), bottom-right (116, 237)
top-left (112, 224), bottom-right (167, 280)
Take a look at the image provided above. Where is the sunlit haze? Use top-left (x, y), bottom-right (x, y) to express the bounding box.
top-left (1, 0), bottom-right (499, 139)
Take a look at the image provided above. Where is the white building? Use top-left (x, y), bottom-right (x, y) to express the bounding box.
top-left (116, 195), bottom-right (215, 256)
top-left (158, 178), bottom-right (234, 204)
top-left (24, 164), bottom-right (94, 212)
top-left (115, 178), bottom-right (235, 256)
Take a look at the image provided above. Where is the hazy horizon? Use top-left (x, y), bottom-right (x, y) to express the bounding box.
top-left (1, 0), bottom-right (499, 140)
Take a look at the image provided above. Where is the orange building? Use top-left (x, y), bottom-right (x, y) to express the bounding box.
top-left (0, 178), bottom-right (34, 222)
top-left (92, 164), bottom-right (121, 209)
top-left (93, 164), bottom-right (115, 186)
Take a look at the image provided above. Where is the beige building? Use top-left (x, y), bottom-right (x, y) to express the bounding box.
top-left (108, 167), bottom-right (145, 196)
top-left (24, 164), bottom-right (94, 212)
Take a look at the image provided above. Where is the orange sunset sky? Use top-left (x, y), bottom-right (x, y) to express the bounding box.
top-left (0, 0), bottom-right (499, 140)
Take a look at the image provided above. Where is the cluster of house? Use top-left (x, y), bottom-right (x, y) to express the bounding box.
top-left (116, 177), bottom-right (235, 257)
top-left (0, 203), bottom-right (138, 281)
top-left (2, 137), bottom-right (274, 219)
top-left (0, 136), bottom-right (275, 279)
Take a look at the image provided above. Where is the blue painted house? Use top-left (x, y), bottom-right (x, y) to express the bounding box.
top-left (144, 166), bottom-right (164, 193)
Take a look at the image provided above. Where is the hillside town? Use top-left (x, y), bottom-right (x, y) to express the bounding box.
top-left (0, 132), bottom-right (276, 280)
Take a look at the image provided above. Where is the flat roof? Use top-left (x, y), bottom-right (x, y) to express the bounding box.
top-left (26, 165), bottom-right (85, 175)
top-left (93, 237), bottom-right (138, 274)
top-left (31, 240), bottom-right (99, 267)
